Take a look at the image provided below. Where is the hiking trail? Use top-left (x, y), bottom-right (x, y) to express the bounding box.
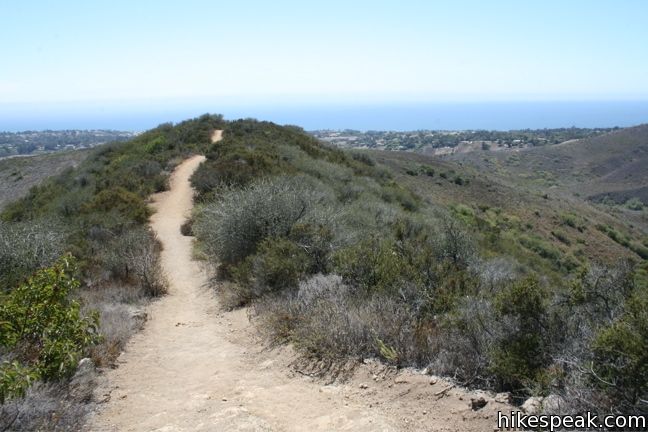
top-left (86, 131), bottom-right (508, 431)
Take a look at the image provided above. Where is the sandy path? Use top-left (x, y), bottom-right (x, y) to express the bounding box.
top-left (86, 133), bottom-right (509, 431)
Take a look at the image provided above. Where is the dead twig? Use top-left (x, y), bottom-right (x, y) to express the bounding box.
top-left (435, 384), bottom-right (455, 398)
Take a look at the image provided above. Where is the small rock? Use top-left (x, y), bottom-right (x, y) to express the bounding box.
top-left (359, 383), bottom-right (369, 390)
top-left (76, 358), bottom-right (94, 376)
top-left (394, 376), bottom-right (408, 384)
top-left (429, 377), bottom-right (438, 385)
top-left (222, 397), bottom-right (228, 402)
top-left (542, 394), bottom-right (565, 413)
top-left (521, 396), bottom-right (543, 415)
top-left (68, 358), bottom-right (96, 402)
top-left (494, 392), bottom-right (511, 404)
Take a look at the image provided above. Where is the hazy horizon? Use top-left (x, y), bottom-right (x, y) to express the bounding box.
top-left (1, 100), bottom-right (648, 133)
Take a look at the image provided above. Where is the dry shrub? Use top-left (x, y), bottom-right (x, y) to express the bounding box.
top-left (0, 220), bottom-right (64, 289)
top-left (194, 176), bottom-right (331, 266)
top-left (255, 274), bottom-right (427, 366)
top-left (100, 227), bottom-right (168, 297)
top-left (78, 282), bottom-right (148, 367)
top-left (0, 363), bottom-right (95, 432)
top-left (432, 296), bottom-right (499, 386)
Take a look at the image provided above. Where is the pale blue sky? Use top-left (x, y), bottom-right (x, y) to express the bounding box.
top-left (1, 0), bottom-right (647, 106)
top-left (2, 1), bottom-right (648, 131)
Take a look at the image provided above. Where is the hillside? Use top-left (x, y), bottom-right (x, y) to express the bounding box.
top-left (445, 124), bottom-right (648, 261)
top-left (188, 119), bottom-right (648, 416)
top-left (373, 150), bottom-right (647, 270)
top-left (449, 124), bottom-right (648, 213)
top-left (0, 150), bottom-right (90, 210)
top-left (1, 116), bottom-right (647, 430)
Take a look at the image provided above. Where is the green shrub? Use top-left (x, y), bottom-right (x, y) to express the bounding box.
top-left (333, 237), bottom-right (409, 295)
top-left (519, 235), bottom-right (562, 263)
top-left (244, 237), bottom-right (311, 295)
top-left (453, 204), bottom-right (475, 224)
top-left (490, 275), bottom-right (549, 391)
top-left (630, 242), bottom-right (648, 260)
top-left (81, 187), bottom-right (151, 224)
top-left (596, 224), bottom-right (630, 247)
top-left (350, 151), bottom-right (375, 166)
top-left (625, 197), bottom-right (644, 211)
top-left (551, 229), bottom-right (571, 245)
top-left (0, 256), bottom-right (99, 402)
top-left (592, 291), bottom-right (648, 412)
top-left (380, 182), bottom-right (419, 211)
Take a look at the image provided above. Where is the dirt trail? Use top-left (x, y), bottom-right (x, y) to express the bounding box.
top-left (87, 133), bottom-right (509, 431)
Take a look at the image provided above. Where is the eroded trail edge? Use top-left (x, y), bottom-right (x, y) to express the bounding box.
top-left (87, 144), bottom-right (509, 432)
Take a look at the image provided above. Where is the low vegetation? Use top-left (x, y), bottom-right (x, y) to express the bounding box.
top-left (0, 114), bottom-right (224, 430)
top-left (1, 115), bottom-right (646, 428)
top-left (194, 119), bottom-right (648, 418)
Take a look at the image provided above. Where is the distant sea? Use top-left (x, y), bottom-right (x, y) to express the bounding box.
top-left (1, 101), bottom-right (648, 132)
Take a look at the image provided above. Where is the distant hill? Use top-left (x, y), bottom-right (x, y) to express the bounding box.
top-left (0, 149), bottom-right (89, 210)
top-left (449, 124), bottom-right (648, 200)
top-left (312, 127), bottom-right (614, 152)
top-left (445, 124), bottom-right (648, 236)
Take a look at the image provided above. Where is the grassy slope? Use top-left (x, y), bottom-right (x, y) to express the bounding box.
top-left (373, 150), bottom-right (645, 273)
top-left (0, 150), bottom-right (89, 211)
top-left (447, 124), bottom-right (648, 196)
top-left (447, 125), bottom-right (648, 234)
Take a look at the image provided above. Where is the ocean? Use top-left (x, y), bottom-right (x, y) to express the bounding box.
top-left (1, 101), bottom-right (648, 132)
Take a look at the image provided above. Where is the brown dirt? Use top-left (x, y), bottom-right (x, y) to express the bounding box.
top-left (86, 132), bottom-right (510, 431)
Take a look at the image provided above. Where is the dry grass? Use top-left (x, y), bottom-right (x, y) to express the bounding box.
top-left (78, 282), bottom-right (149, 367)
top-left (0, 362), bottom-right (95, 431)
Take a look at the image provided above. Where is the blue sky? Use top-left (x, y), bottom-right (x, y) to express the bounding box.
top-left (1, 1), bottom-right (648, 129)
